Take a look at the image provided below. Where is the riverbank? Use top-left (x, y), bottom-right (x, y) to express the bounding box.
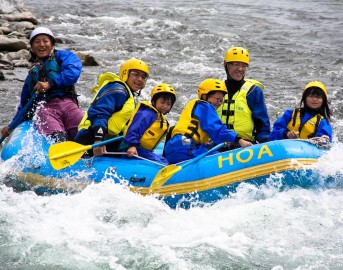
top-left (0, 0), bottom-right (99, 84)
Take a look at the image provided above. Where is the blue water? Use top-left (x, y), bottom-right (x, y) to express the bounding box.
top-left (1, 0), bottom-right (343, 269)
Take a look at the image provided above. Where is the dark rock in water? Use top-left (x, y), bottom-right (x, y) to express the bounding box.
top-left (76, 52), bottom-right (100, 66)
top-left (55, 36), bottom-right (75, 45)
top-left (83, 54), bottom-right (99, 66)
top-left (0, 70), bottom-right (4, 80)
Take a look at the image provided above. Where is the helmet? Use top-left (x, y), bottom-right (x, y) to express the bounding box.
top-left (119, 58), bottom-right (149, 82)
top-left (197, 79), bottom-right (227, 99)
top-left (30, 27), bottom-right (55, 44)
top-left (304, 81), bottom-right (327, 96)
top-left (224, 47), bottom-right (250, 65)
top-left (151, 83), bottom-right (176, 102)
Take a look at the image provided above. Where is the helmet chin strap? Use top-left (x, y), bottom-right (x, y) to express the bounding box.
top-left (134, 90), bottom-right (141, 97)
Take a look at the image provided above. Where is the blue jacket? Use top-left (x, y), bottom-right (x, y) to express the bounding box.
top-left (165, 101), bottom-right (238, 164)
top-left (245, 85), bottom-right (271, 142)
top-left (270, 109), bottom-right (332, 142)
top-left (10, 50), bottom-right (82, 127)
top-left (86, 82), bottom-right (129, 131)
top-left (195, 101), bottom-right (238, 144)
top-left (124, 106), bottom-right (156, 146)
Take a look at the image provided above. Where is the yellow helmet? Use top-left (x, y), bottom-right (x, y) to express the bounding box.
top-left (224, 47), bottom-right (250, 65)
top-left (197, 79), bottom-right (227, 99)
top-left (151, 83), bottom-right (176, 102)
top-left (119, 58), bottom-right (149, 82)
top-left (304, 81), bottom-right (327, 96)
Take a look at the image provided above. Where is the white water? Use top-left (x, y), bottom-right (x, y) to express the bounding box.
top-left (1, 0), bottom-right (343, 269)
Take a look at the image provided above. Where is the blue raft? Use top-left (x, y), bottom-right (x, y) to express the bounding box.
top-left (1, 121), bottom-right (329, 208)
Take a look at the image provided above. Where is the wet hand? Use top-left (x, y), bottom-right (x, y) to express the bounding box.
top-left (1, 126), bottom-right (10, 138)
top-left (239, 139), bottom-right (253, 148)
top-left (286, 130), bottom-right (299, 139)
top-left (93, 144), bottom-right (106, 156)
top-left (34, 81), bottom-right (51, 94)
top-left (127, 146), bottom-right (138, 157)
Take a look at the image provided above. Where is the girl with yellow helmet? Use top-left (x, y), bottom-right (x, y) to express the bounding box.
top-left (120, 83), bottom-right (176, 164)
top-left (270, 81), bottom-right (332, 141)
top-left (164, 78), bottom-right (252, 164)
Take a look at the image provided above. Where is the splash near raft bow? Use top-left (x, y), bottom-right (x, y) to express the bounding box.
top-left (1, 121), bottom-right (330, 208)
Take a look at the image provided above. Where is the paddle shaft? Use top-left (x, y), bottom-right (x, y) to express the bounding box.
top-left (150, 142), bottom-right (225, 189)
top-left (180, 142), bottom-right (225, 169)
top-left (106, 152), bottom-right (166, 166)
top-left (49, 135), bottom-right (124, 160)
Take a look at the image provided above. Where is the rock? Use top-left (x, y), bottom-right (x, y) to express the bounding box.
top-left (0, 26), bottom-right (11, 34)
top-left (0, 11), bottom-right (38, 24)
top-left (76, 52), bottom-right (100, 66)
top-left (2, 49), bottom-right (30, 61)
top-left (13, 59), bottom-right (30, 67)
top-left (8, 21), bottom-right (35, 32)
top-left (55, 36), bottom-right (75, 45)
top-left (0, 36), bottom-right (27, 52)
top-left (0, 70), bottom-right (5, 80)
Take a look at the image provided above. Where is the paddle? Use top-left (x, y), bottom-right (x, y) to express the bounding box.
top-left (150, 142), bottom-right (225, 190)
top-left (0, 93), bottom-right (38, 145)
top-left (48, 135), bottom-right (124, 170)
top-left (106, 152), bottom-right (166, 166)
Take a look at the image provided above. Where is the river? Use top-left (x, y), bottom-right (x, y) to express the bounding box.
top-left (1, 0), bottom-right (343, 269)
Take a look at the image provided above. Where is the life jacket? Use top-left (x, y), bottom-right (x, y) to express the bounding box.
top-left (78, 72), bottom-right (135, 136)
top-left (124, 101), bottom-right (169, 151)
top-left (172, 99), bottom-right (210, 144)
top-left (28, 51), bottom-right (76, 98)
top-left (216, 80), bottom-right (256, 141)
top-left (287, 108), bottom-right (324, 139)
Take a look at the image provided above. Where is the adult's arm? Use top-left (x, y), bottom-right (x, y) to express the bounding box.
top-left (87, 83), bottom-right (128, 135)
top-left (51, 50), bottom-right (82, 87)
top-left (247, 86), bottom-right (271, 142)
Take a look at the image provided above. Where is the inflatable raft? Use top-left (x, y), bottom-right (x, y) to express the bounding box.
top-left (1, 121), bottom-right (329, 208)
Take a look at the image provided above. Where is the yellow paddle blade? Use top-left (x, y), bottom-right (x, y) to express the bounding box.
top-left (48, 141), bottom-right (91, 170)
top-left (150, 164), bottom-right (181, 190)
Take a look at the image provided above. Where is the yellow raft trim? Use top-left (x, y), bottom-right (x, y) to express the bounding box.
top-left (14, 158), bottom-right (317, 197)
top-left (16, 172), bottom-right (91, 193)
top-left (140, 158), bottom-right (318, 196)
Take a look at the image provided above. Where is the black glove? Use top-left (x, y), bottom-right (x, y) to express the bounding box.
top-left (93, 126), bottom-right (107, 141)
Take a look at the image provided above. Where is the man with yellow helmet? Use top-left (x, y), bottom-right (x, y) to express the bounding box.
top-left (217, 47), bottom-right (271, 147)
top-left (270, 81), bottom-right (332, 141)
top-left (164, 78), bottom-right (252, 164)
top-left (119, 83), bottom-right (176, 164)
top-left (75, 58), bottom-right (149, 156)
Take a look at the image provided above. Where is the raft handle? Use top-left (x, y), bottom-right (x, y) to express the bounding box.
top-left (130, 176), bottom-right (146, 183)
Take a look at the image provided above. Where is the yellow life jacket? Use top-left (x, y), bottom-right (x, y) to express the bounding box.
top-left (216, 80), bottom-right (255, 141)
top-left (78, 72), bottom-right (135, 136)
top-left (172, 99), bottom-right (210, 144)
top-left (124, 101), bottom-right (169, 151)
top-left (287, 108), bottom-right (324, 139)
